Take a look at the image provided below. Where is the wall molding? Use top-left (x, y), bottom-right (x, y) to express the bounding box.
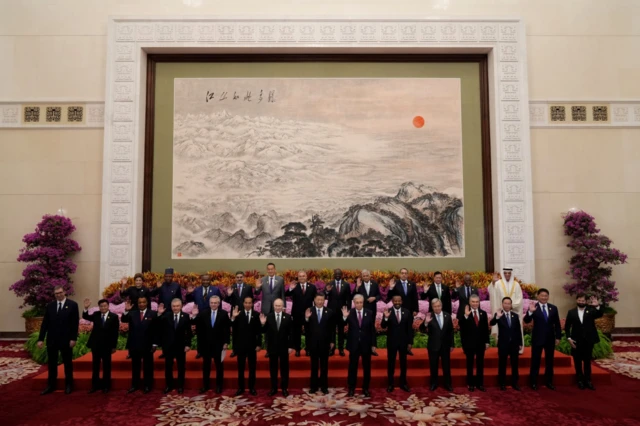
top-left (530, 100), bottom-right (640, 128)
top-left (0, 102), bottom-right (104, 128)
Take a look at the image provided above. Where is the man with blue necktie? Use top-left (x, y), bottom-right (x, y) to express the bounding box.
top-left (82, 298), bottom-right (120, 394)
top-left (524, 288), bottom-right (561, 390)
top-left (186, 273), bottom-right (222, 359)
top-left (489, 297), bottom-right (523, 391)
top-left (156, 298), bottom-right (192, 394)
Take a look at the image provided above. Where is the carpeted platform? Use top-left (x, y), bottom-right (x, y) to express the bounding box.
top-left (32, 347), bottom-right (611, 390)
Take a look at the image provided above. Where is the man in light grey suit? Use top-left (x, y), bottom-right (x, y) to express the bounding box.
top-left (254, 262), bottom-right (285, 358)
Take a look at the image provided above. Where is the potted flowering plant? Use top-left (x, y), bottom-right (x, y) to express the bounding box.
top-left (9, 215), bottom-right (81, 333)
top-left (562, 210), bottom-right (627, 333)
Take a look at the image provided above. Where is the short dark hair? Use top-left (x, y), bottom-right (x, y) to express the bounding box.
top-left (243, 295), bottom-right (254, 304)
top-left (314, 292), bottom-right (325, 298)
top-left (235, 271), bottom-right (244, 276)
top-left (434, 271), bottom-right (442, 277)
top-left (98, 299), bottom-right (109, 306)
top-left (133, 273), bottom-right (144, 281)
top-left (537, 288), bottom-right (549, 296)
top-left (502, 297), bottom-right (512, 303)
top-left (267, 262), bottom-right (276, 268)
top-left (400, 268), bottom-right (408, 273)
top-left (53, 285), bottom-right (64, 292)
top-left (392, 294), bottom-right (402, 299)
top-left (576, 293), bottom-right (587, 300)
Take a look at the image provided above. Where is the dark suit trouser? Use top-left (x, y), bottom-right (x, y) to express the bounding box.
top-left (464, 347), bottom-right (486, 386)
top-left (202, 351), bottom-right (224, 389)
top-left (337, 318), bottom-right (346, 350)
top-left (268, 352), bottom-right (289, 390)
top-left (236, 350), bottom-right (257, 390)
top-left (530, 339), bottom-right (556, 385)
top-left (428, 348), bottom-right (451, 387)
top-left (310, 348), bottom-right (329, 390)
top-left (164, 349), bottom-right (186, 389)
top-left (347, 348), bottom-right (371, 390)
top-left (387, 345), bottom-right (408, 387)
top-left (572, 342), bottom-right (594, 382)
top-left (292, 316), bottom-right (304, 351)
top-left (130, 348), bottom-right (154, 389)
top-left (47, 342), bottom-right (73, 388)
top-left (91, 348), bottom-right (112, 389)
top-left (498, 346), bottom-right (520, 386)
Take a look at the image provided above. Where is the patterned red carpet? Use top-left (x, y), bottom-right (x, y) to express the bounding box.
top-left (1, 340), bottom-right (640, 426)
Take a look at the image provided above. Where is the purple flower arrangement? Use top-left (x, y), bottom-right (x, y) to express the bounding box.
top-left (9, 215), bottom-right (81, 316)
top-left (562, 210), bottom-right (626, 305)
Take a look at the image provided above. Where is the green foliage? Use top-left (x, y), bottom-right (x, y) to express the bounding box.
top-left (604, 306), bottom-right (617, 315)
top-left (25, 332), bottom-right (128, 365)
top-left (523, 334), bottom-right (532, 347)
top-left (376, 335), bottom-right (387, 349)
top-left (412, 332), bottom-right (428, 349)
top-left (554, 331), bottom-right (612, 360)
top-left (22, 307), bottom-right (45, 318)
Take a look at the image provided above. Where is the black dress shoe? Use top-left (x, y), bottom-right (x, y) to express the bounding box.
top-left (407, 349), bottom-right (414, 356)
top-left (199, 387), bottom-right (209, 394)
top-left (545, 383), bottom-right (555, 390)
top-left (530, 384), bottom-right (538, 390)
top-left (216, 386), bottom-right (222, 394)
top-left (282, 389), bottom-right (289, 397)
top-left (321, 388), bottom-right (329, 394)
top-left (195, 353), bottom-right (202, 359)
top-left (309, 388), bottom-right (318, 394)
top-left (65, 386), bottom-right (72, 395)
top-left (230, 351), bottom-right (236, 358)
top-left (577, 381), bottom-right (585, 390)
top-left (387, 386), bottom-right (394, 393)
top-left (362, 390), bottom-right (370, 397)
top-left (102, 388), bottom-right (110, 394)
top-left (500, 385), bottom-right (507, 391)
top-left (267, 389), bottom-right (277, 397)
top-left (235, 389), bottom-right (244, 396)
top-left (40, 386), bottom-right (55, 395)
top-left (371, 351), bottom-right (379, 357)
top-left (88, 388), bottom-right (98, 394)
top-left (400, 385), bottom-right (411, 393)
top-left (347, 389), bottom-right (355, 397)
top-left (177, 388), bottom-right (184, 394)
top-left (445, 385), bottom-right (453, 392)
top-left (163, 387), bottom-right (173, 394)
top-left (127, 387), bottom-right (138, 394)
top-left (468, 386), bottom-right (475, 392)
top-left (477, 386), bottom-right (486, 392)
top-left (249, 389), bottom-right (257, 396)
top-left (339, 350), bottom-right (345, 357)
top-left (430, 384), bottom-right (437, 391)
top-left (586, 381), bottom-right (595, 390)
top-left (143, 387), bottom-right (151, 394)
top-left (512, 385), bottom-right (521, 391)
top-left (295, 351), bottom-right (301, 357)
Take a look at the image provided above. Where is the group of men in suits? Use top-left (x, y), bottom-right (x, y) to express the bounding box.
top-left (37, 265), bottom-right (605, 396)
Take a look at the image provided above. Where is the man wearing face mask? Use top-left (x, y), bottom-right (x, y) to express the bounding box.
top-left (381, 295), bottom-right (413, 393)
top-left (564, 293), bottom-right (603, 390)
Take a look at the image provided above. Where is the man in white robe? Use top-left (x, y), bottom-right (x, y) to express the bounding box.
top-left (489, 268), bottom-right (525, 354)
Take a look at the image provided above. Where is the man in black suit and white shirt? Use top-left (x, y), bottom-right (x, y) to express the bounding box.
top-left (285, 270), bottom-right (317, 357)
top-left (156, 298), bottom-right (193, 394)
top-left (324, 268), bottom-right (352, 357)
top-left (419, 298), bottom-right (454, 391)
top-left (260, 298), bottom-right (294, 397)
top-left (524, 288), bottom-right (562, 390)
top-left (226, 271), bottom-right (254, 358)
top-left (230, 296), bottom-right (262, 396)
top-left (387, 268), bottom-right (418, 356)
top-left (381, 295), bottom-right (413, 393)
top-left (455, 273), bottom-right (479, 321)
top-left (343, 294), bottom-right (377, 397)
top-left (489, 297), bottom-right (523, 390)
top-left (121, 297), bottom-right (158, 394)
top-left (355, 270), bottom-right (380, 356)
top-left (421, 271), bottom-right (452, 315)
top-left (564, 293), bottom-right (603, 390)
top-left (38, 285), bottom-right (79, 395)
top-left (254, 263), bottom-right (285, 358)
top-left (82, 298), bottom-right (120, 393)
top-left (305, 293), bottom-right (336, 394)
top-left (459, 294), bottom-right (490, 392)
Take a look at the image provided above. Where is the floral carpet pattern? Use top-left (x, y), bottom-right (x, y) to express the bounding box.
top-left (0, 357), bottom-right (41, 386)
top-left (154, 390), bottom-right (490, 426)
top-left (596, 352), bottom-right (640, 380)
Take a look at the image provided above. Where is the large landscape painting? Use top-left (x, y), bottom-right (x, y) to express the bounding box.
top-left (172, 78), bottom-right (464, 259)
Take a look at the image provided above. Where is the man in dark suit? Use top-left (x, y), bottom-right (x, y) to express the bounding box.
top-left (186, 274), bottom-right (222, 359)
top-left (121, 296), bottom-right (158, 394)
top-left (565, 293), bottom-right (603, 390)
top-left (305, 293), bottom-right (336, 394)
top-left (387, 269), bottom-right (418, 356)
top-left (489, 296), bottom-right (523, 390)
top-left (381, 295), bottom-right (413, 393)
top-left (324, 268), bottom-right (352, 357)
top-left (459, 294), bottom-right (490, 392)
top-left (120, 273), bottom-right (151, 309)
top-left (156, 298), bottom-right (193, 394)
top-left (421, 271), bottom-right (452, 315)
top-left (38, 285), bottom-right (79, 395)
top-left (190, 295), bottom-right (230, 393)
top-left (285, 270), bottom-right (317, 357)
top-left (227, 271), bottom-right (255, 359)
top-left (343, 293), bottom-right (377, 397)
top-left (455, 273), bottom-right (478, 321)
top-left (82, 298), bottom-right (120, 393)
top-left (254, 263), bottom-right (286, 358)
top-left (419, 298), bottom-right (454, 391)
top-left (355, 269), bottom-right (380, 356)
top-left (230, 296), bottom-right (262, 396)
top-left (150, 268), bottom-right (183, 310)
top-left (524, 288), bottom-right (562, 390)
top-left (260, 298), bottom-right (294, 397)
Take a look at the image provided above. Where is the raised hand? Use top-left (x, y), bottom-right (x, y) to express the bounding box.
top-left (255, 275), bottom-right (261, 286)
top-left (157, 303), bottom-right (165, 315)
top-left (289, 280), bottom-right (297, 290)
top-left (83, 298), bottom-right (91, 310)
top-left (356, 277), bottom-right (362, 288)
top-left (124, 300), bottom-right (133, 312)
top-left (529, 302), bottom-right (537, 313)
top-left (383, 308), bottom-right (391, 319)
top-left (496, 309), bottom-right (504, 319)
top-left (492, 273), bottom-right (500, 284)
top-left (227, 287), bottom-right (234, 296)
top-left (464, 304), bottom-right (471, 317)
top-left (259, 313), bottom-right (267, 325)
top-left (389, 279), bottom-right (396, 289)
top-left (192, 305), bottom-right (199, 317)
top-left (232, 306), bottom-right (240, 319)
top-left (423, 282), bottom-right (429, 292)
top-left (186, 285), bottom-right (195, 294)
top-left (120, 277), bottom-right (128, 288)
top-left (341, 306), bottom-right (349, 317)
top-left (590, 296), bottom-right (599, 307)
top-left (455, 279), bottom-right (462, 288)
top-left (305, 308), bottom-right (312, 319)
top-left (325, 283), bottom-right (333, 293)
top-left (156, 280), bottom-right (163, 289)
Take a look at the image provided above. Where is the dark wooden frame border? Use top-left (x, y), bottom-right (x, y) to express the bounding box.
top-left (142, 54), bottom-right (493, 272)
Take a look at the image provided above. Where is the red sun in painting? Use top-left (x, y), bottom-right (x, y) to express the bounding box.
top-left (413, 115), bottom-right (425, 128)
